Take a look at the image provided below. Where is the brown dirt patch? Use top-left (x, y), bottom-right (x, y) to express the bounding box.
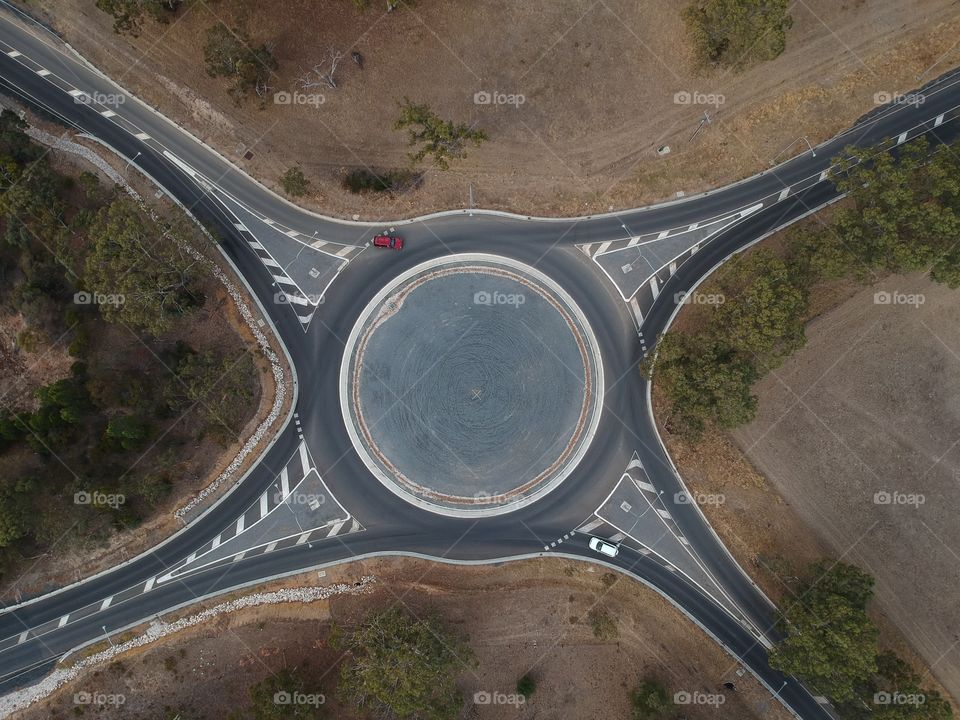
top-left (16, 0), bottom-right (960, 218)
top-left (13, 557), bottom-right (794, 720)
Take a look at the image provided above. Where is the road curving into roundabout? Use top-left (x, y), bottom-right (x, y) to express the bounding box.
top-left (0, 5), bottom-right (959, 717)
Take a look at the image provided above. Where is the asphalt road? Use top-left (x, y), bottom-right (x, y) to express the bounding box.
top-left (0, 5), bottom-right (959, 718)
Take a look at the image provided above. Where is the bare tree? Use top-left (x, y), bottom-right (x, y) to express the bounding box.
top-left (297, 47), bottom-right (344, 90)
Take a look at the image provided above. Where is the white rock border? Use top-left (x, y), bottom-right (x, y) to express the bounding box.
top-left (0, 576), bottom-right (375, 716)
top-left (21, 124), bottom-right (288, 521)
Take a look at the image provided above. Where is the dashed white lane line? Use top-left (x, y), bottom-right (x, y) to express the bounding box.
top-left (295, 532), bottom-right (311, 545)
top-left (186, 552), bottom-right (197, 564)
top-left (656, 508), bottom-right (672, 520)
top-left (657, 229), bottom-right (670, 240)
top-left (298, 442), bottom-right (310, 472)
top-left (635, 478), bottom-right (656, 493)
top-left (609, 532), bottom-right (625, 543)
top-left (100, 109), bottom-right (116, 117)
top-left (629, 296), bottom-right (643, 326)
top-left (578, 517), bottom-right (604, 534)
top-left (134, 132), bottom-right (150, 140)
top-left (687, 222), bottom-right (699, 231)
top-left (17, 630), bottom-right (28, 644)
top-left (280, 467), bottom-right (290, 498)
top-left (649, 275), bottom-right (660, 300)
top-left (335, 245), bottom-right (354, 257)
top-left (57, 615), bottom-right (69, 628)
top-left (627, 456), bottom-right (643, 470)
top-left (233, 551), bottom-right (246, 562)
top-left (778, 187), bottom-right (791, 201)
top-left (261, 257), bottom-right (282, 268)
top-left (818, 169), bottom-right (830, 182)
top-left (67, 88), bottom-right (83, 97)
top-left (595, 241), bottom-right (612, 256)
top-left (935, 114), bottom-right (944, 127)
top-left (259, 492), bottom-right (269, 517)
top-left (349, 519), bottom-right (361, 533)
top-left (99, 597), bottom-right (113, 611)
top-left (326, 519), bottom-right (347, 537)
top-left (236, 515), bottom-right (245, 534)
top-left (265, 541), bottom-right (279, 552)
top-left (897, 131), bottom-right (908, 145)
top-left (143, 576), bottom-right (155, 593)
top-left (36, 68), bottom-right (50, 76)
top-left (6, 50), bottom-right (21, 57)
top-left (211, 534), bottom-right (222, 549)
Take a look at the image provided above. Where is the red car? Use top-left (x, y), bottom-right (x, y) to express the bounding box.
top-left (373, 234), bottom-right (404, 250)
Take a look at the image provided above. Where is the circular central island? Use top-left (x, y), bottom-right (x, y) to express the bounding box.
top-left (340, 254), bottom-right (603, 516)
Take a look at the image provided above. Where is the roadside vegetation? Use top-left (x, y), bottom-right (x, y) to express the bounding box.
top-left (0, 111), bottom-right (259, 582)
top-left (646, 136), bottom-right (960, 441)
top-left (683, 0), bottom-right (793, 70)
top-left (394, 98), bottom-right (489, 170)
top-left (771, 562), bottom-right (952, 720)
top-left (95, 0), bottom-right (185, 35)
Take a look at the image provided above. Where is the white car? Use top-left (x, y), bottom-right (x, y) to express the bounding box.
top-left (588, 537), bottom-right (619, 558)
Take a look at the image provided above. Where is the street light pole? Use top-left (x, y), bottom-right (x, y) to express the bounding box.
top-left (102, 625), bottom-right (114, 648)
top-left (125, 151), bottom-right (141, 170)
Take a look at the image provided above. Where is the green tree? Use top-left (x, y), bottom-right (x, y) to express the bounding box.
top-left (203, 24), bottom-right (278, 101)
top-left (711, 249), bottom-right (808, 368)
top-left (682, 0), bottom-right (793, 70)
top-left (249, 668), bottom-right (324, 720)
top-left (85, 198), bottom-right (204, 336)
top-left (164, 349), bottom-right (256, 443)
top-left (338, 606), bottom-right (473, 720)
top-left (95, 0), bottom-right (184, 35)
top-left (516, 673), bottom-right (536, 699)
top-left (769, 562), bottom-right (879, 702)
top-left (830, 138), bottom-right (960, 285)
top-left (647, 333), bottom-right (758, 439)
top-left (630, 677), bottom-right (673, 719)
top-left (105, 415), bottom-right (150, 450)
top-left (395, 99), bottom-right (487, 170)
top-left (281, 166), bottom-right (310, 197)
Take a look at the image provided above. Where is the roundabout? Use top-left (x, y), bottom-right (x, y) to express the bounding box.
top-left (339, 254), bottom-right (604, 516)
